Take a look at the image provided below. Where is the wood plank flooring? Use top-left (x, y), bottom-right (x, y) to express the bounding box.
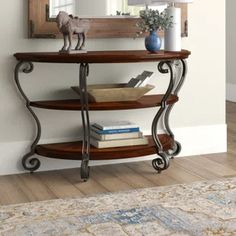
top-left (0, 102), bottom-right (236, 206)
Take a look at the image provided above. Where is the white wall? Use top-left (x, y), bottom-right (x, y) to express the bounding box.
top-left (0, 0), bottom-right (226, 175)
top-left (226, 0), bottom-right (236, 101)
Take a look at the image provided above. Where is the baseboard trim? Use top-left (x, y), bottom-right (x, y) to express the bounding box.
top-left (227, 83), bottom-right (236, 102)
top-left (0, 124), bottom-right (227, 176)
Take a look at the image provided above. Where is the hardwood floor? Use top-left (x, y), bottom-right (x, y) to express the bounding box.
top-left (0, 102), bottom-right (236, 205)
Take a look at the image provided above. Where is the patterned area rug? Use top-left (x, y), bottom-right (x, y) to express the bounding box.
top-left (1, 178), bottom-right (236, 236)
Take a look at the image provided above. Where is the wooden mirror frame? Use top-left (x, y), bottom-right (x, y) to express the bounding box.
top-left (29, 0), bottom-right (188, 39)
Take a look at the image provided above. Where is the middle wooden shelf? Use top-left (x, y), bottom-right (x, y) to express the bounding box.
top-left (30, 94), bottom-right (179, 111)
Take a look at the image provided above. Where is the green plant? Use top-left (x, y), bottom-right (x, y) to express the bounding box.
top-left (136, 9), bottom-right (173, 36)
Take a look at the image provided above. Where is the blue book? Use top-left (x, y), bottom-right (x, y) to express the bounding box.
top-left (91, 125), bottom-right (140, 134)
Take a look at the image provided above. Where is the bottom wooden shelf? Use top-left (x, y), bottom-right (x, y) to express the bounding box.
top-left (35, 135), bottom-right (174, 160)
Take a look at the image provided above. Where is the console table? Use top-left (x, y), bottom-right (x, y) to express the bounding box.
top-left (14, 50), bottom-right (191, 181)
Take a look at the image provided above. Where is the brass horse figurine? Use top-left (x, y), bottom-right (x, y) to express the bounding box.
top-left (56, 11), bottom-right (90, 52)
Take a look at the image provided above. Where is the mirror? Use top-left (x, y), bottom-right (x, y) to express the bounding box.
top-left (49, 0), bottom-right (167, 18)
top-left (28, 0), bottom-right (188, 39)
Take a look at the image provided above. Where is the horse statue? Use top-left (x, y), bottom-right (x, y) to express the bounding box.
top-left (56, 11), bottom-right (90, 53)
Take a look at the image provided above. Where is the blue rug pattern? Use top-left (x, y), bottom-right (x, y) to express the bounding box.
top-left (0, 178), bottom-right (236, 235)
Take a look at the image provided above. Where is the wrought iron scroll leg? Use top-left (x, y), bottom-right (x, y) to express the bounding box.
top-left (151, 61), bottom-right (175, 173)
top-left (14, 61), bottom-right (41, 172)
top-left (163, 59), bottom-right (188, 158)
top-left (79, 63), bottom-right (90, 181)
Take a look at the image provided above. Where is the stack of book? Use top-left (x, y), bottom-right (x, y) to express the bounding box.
top-left (90, 121), bottom-right (148, 148)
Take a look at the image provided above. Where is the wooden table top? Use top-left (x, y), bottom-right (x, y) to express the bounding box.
top-left (14, 50), bottom-right (191, 64)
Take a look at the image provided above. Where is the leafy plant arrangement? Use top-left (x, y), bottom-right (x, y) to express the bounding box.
top-left (136, 9), bottom-right (173, 37)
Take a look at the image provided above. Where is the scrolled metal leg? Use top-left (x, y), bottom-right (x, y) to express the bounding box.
top-left (162, 59), bottom-right (187, 158)
top-left (152, 61), bottom-right (175, 173)
top-left (79, 63), bottom-right (90, 181)
top-left (152, 152), bottom-right (170, 173)
top-left (171, 141), bottom-right (182, 156)
top-left (166, 141), bottom-right (182, 160)
top-left (22, 152), bottom-right (41, 172)
top-left (81, 154), bottom-right (90, 181)
top-left (14, 61), bottom-right (41, 172)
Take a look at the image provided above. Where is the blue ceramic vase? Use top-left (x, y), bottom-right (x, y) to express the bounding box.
top-left (145, 31), bottom-right (161, 53)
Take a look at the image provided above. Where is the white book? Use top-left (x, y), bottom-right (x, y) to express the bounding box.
top-left (59, 50), bottom-right (87, 54)
top-left (91, 131), bottom-right (143, 141)
top-left (92, 121), bottom-right (138, 131)
top-left (90, 137), bottom-right (148, 149)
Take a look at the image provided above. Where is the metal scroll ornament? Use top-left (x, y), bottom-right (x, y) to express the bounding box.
top-left (14, 61), bottom-right (41, 172)
top-left (152, 59), bottom-right (187, 173)
top-left (79, 63), bottom-right (91, 181)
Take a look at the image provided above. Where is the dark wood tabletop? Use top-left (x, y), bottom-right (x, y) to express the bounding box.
top-left (14, 50), bottom-right (191, 64)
